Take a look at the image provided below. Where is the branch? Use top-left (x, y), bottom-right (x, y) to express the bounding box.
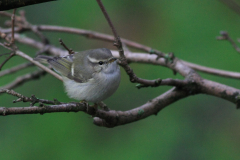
top-left (218, 0), bottom-right (240, 16)
top-left (0, 89), bottom-right (66, 105)
top-left (200, 79), bottom-right (240, 106)
top-left (0, 0), bottom-right (57, 11)
top-left (0, 70), bottom-right (46, 89)
top-left (1, 22), bottom-right (165, 58)
top-left (10, 9), bottom-right (16, 45)
top-left (36, 25), bottom-right (158, 53)
top-left (96, 0), bottom-right (119, 47)
top-left (0, 41), bottom-right (62, 80)
top-left (94, 78), bottom-right (240, 127)
top-left (0, 89), bottom-right (94, 116)
top-left (182, 60), bottom-right (240, 79)
top-left (1, 21), bottom-right (240, 128)
top-left (15, 50), bottom-right (62, 81)
top-left (59, 39), bottom-right (74, 54)
top-left (0, 10), bottom-right (17, 70)
top-left (11, 33), bottom-right (240, 80)
top-left (0, 88), bottom-right (189, 128)
top-left (0, 104), bottom-right (89, 116)
top-left (95, 0), bottom-right (171, 88)
top-left (1, 64), bottom-right (240, 128)
top-left (93, 88), bottom-right (190, 127)
top-left (0, 52), bottom-right (15, 70)
top-left (0, 62), bottom-right (33, 77)
top-left (217, 31), bottom-right (240, 53)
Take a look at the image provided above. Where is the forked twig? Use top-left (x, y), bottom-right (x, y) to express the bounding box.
top-left (96, 0), bottom-right (171, 88)
top-left (0, 89), bottom-right (63, 106)
top-left (59, 39), bottom-right (74, 54)
top-left (217, 31), bottom-right (240, 53)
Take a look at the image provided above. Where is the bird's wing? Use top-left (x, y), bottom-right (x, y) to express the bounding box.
top-left (34, 53), bottom-right (93, 83)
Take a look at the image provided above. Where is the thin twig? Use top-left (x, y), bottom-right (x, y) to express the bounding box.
top-left (15, 50), bottom-right (62, 81)
top-left (12, 33), bottom-right (65, 56)
top-left (218, 0), bottom-right (240, 16)
top-left (0, 89), bottom-right (93, 116)
top-left (182, 60), bottom-right (240, 79)
top-left (217, 31), bottom-right (240, 53)
top-left (0, 11), bottom-right (22, 21)
top-left (0, 62), bottom-right (33, 77)
top-left (0, 42), bottom-right (62, 80)
top-left (96, 0), bottom-right (169, 88)
top-left (0, 89), bottom-right (65, 106)
top-left (32, 26), bottom-right (50, 44)
top-left (10, 9), bottom-right (16, 45)
top-left (0, 70), bottom-right (46, 89)
top-left (136, 78), bottom-right (188, 89)
top-left (2, 10), bottom-right (50, 45)
top-left (96, 0), bottom-right (119, 46)
top-left (59, 39), bottom-right (74, 54)
top-left (2, 23), bottom-right (240, 85)
top-left (20, 10), bottom-right (50, 44)
top-left (0, 10), bottom-right (17, 70)
top-left (1, 25), bottom-right (163, 55)
top-left (0, 52), bottom-right (15, 70)
top-left (0, 52), bottom-right (11, 56)
top-left (0, 11), bottom-right (240, 127)
top-left (96, 0), bottom-right (125, 60)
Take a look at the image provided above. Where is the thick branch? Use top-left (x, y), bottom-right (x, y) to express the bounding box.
top-left (0, 0), bottom-right (57, 11)
top-left (93, 88), bottom-right (190, 127)
top-left (200, 79), bottom-right (240, 105)
top-left (0, 88), bottom-right (189, 128)
top-left (0, 103), bottom-right (89, 116)
top-left (94, 77), bottom-right (240, 127)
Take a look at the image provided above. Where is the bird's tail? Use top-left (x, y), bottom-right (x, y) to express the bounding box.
top-left (33, 55), bottom-right (53, 64)
top-left (33, 55), bottom-right (72, 78)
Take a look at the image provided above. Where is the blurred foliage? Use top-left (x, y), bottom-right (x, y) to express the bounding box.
top-left (1, 0), bottom-right (240, 160)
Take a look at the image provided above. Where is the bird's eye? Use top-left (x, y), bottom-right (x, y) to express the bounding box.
top-left (98, 61), bottom-right (103, 65)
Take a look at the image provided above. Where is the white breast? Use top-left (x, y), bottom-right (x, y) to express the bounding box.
top-left (63, 62), bottom-right (120, 103)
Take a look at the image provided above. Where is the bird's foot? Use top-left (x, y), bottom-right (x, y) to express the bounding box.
top-left (97, 102), bottom-right (110, 111)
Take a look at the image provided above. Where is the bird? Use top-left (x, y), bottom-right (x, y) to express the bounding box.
top-left (33, 48), bottom-right (121, 104)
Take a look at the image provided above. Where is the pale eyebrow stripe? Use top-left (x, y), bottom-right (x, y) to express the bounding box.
top-left (87, 55), bottom-right (106, 63)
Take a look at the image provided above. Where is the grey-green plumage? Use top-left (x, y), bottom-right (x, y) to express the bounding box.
top-left (34, 48), bottom-right (113, 83)
top-left (33, 48), bottom-right (121, 103)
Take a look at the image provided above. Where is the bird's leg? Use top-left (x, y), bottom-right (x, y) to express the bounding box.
top-left (97, 101), bottom-right (110, 111)
top-left (80, 100), bottom-right (91, 112)
top-left (91, 103), bottom-right (98, 110)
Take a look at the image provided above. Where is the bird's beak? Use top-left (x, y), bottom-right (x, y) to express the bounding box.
top-left (108, 57), bottom-right (117, 63)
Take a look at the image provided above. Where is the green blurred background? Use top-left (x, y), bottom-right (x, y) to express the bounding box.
top-left (1, 0), bottom-right (240, 159)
